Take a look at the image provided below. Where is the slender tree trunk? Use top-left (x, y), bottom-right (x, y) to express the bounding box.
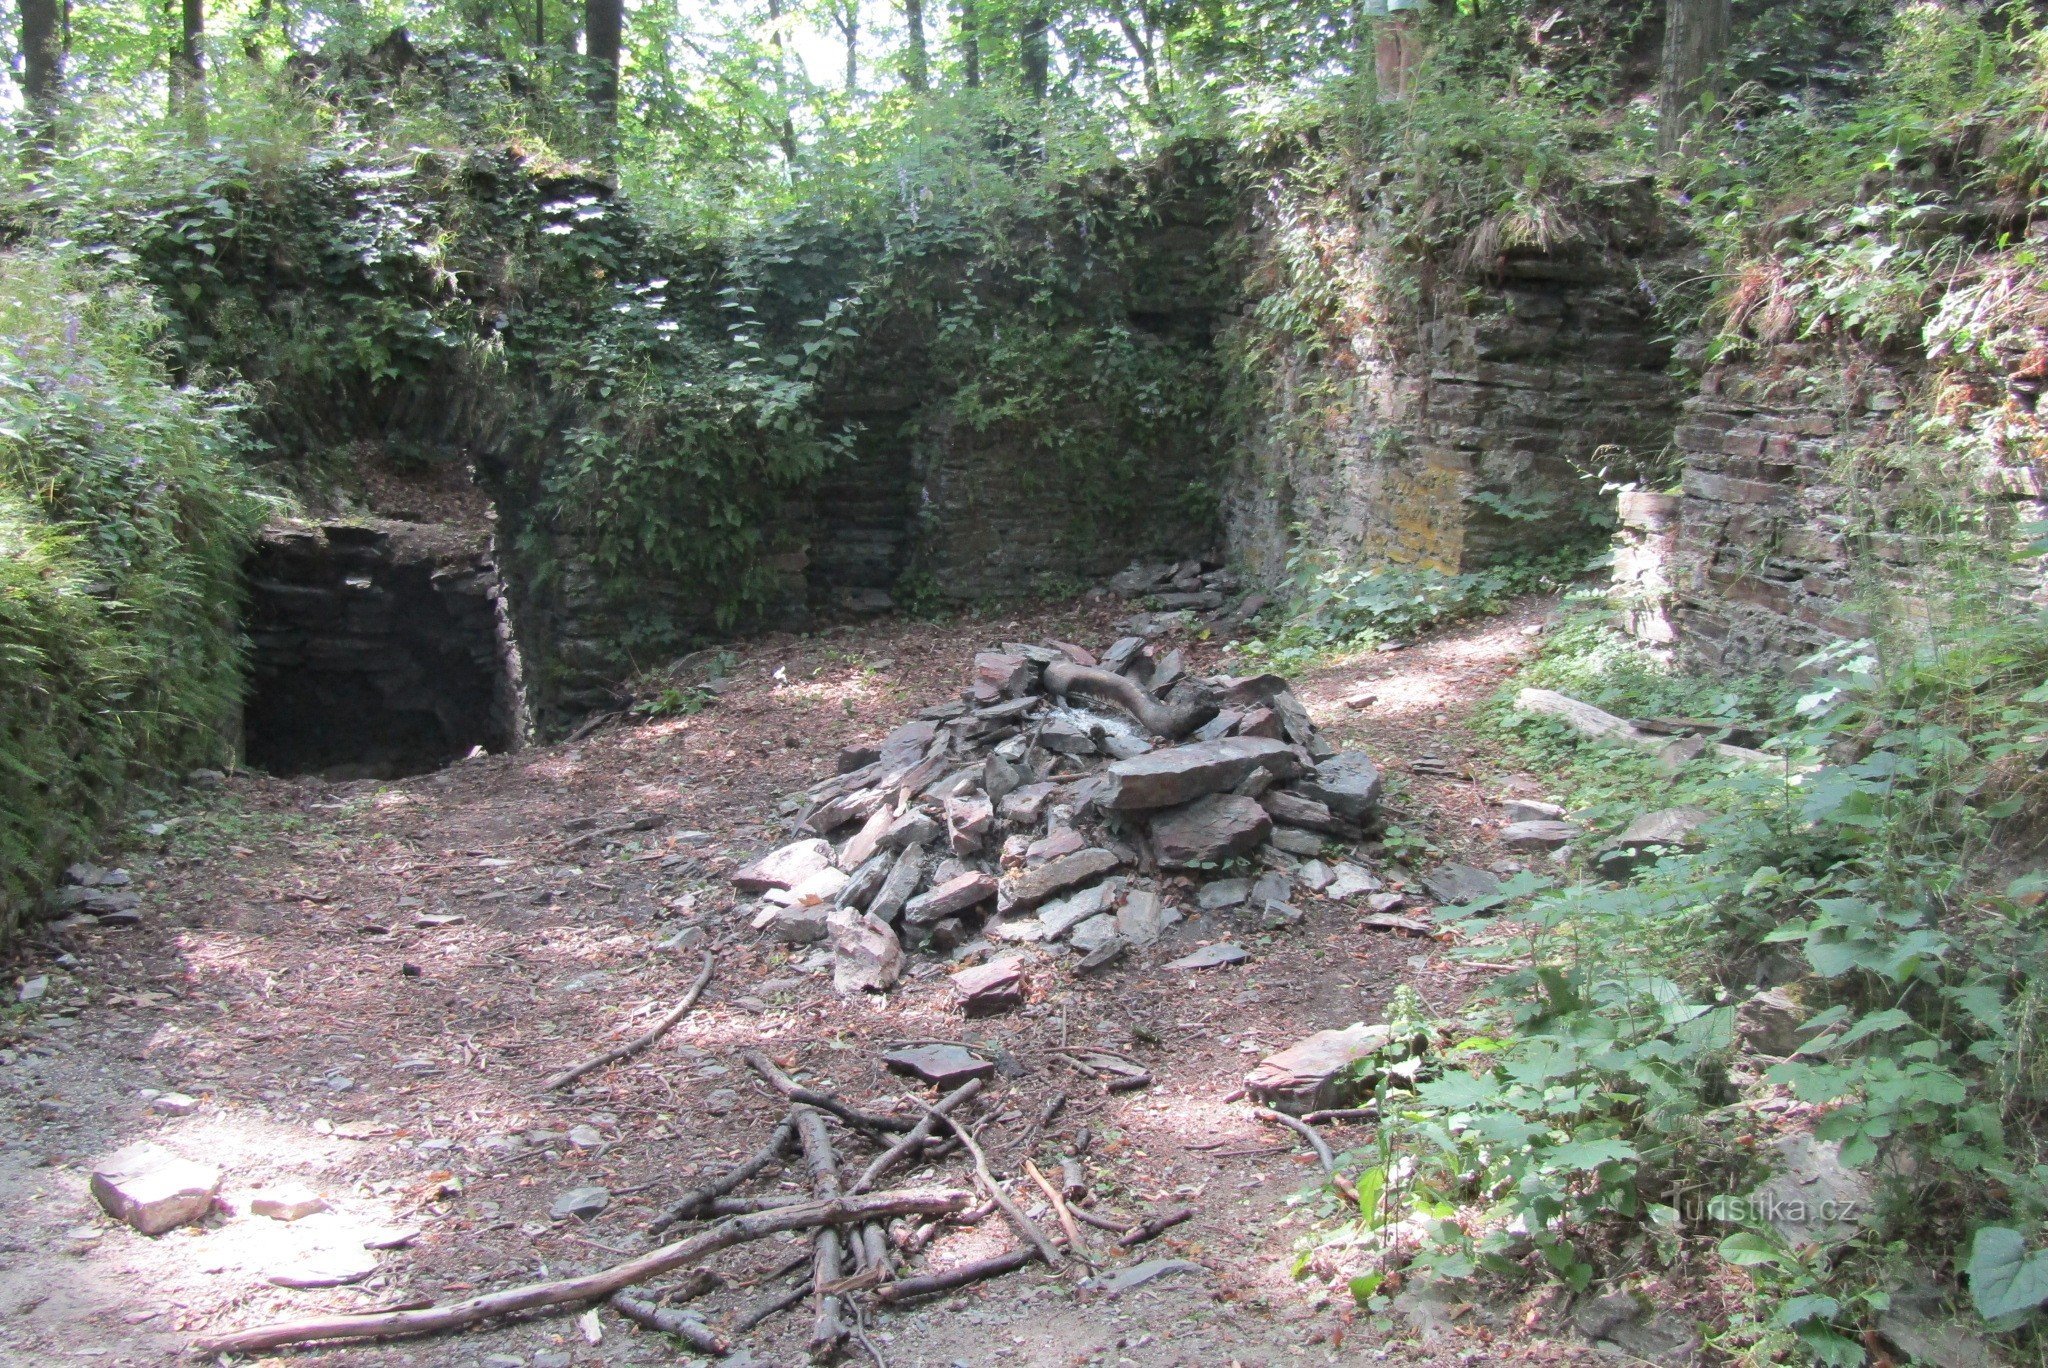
top-left (958, 0), bottom-right (979, 87)
top-left (585, 0), bottom-right (622, 133)
top-left (766, 0), bottom-right (799, 161)
top-left (1112, 2), bottom-right (1158, 107)
top-left (1020, 4), bottom-right (1048, 99)
top-left (19, 0), bottom-right (63, 167)
top-left (535, 0), bottom-right (544, 47)
top-left (834, 0), bottom-right (858, 92)
top-left (1657, 0), bottom-right (1730, 158)
top-left (175, 0), bottom-right (207, 141)
top-left (903, 0), bottom-right (927, 92)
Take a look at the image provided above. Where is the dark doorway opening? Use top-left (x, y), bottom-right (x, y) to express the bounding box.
top-left (242, 522), bottom-right (519, 779)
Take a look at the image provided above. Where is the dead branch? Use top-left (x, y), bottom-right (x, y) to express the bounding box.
top-left (744, 1050), bottom-right (915, 1133)
top-left (1011, 1090), bottom-right (1067, 1162)
top-left (651, 1113), bottom-right (799, 1234)
top-left (872, 1248), bottom-right (1040, 1304)
top-left (1117, 1205), bottom-right (1193, 1247)
top-left (606, 1292), bottom-right (729, 1355)
top-left (796, 1108), bottom-right (848, 1363)
top-left (191, 1188), bottom-right (969, 1356)
top-left (733, 1280), bottom-right (808, 1332)
top-left (1515, 688), bottom-right (1780, 766)
top-left (916, 1101), bottom-right (1064, 1270)
top-left (1300, 1105), bottom-right (1378, 1126)
top-left (1253, 1108), bottom-right (1357, 1203)
top-left (544, 950), bottom-right (715, 1091)
top-left (1024, 1159), bottom-right (1090, 1263)
top-left (1042, 661), bottom-right (1213, 738)
top-left (849, 1077), bottom-right (982, 1194)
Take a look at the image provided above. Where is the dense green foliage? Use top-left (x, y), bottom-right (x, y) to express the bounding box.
top-left (0, 248), bottom-right (266, 938)
top-left (17, 0), bottom-right (2048, 1354)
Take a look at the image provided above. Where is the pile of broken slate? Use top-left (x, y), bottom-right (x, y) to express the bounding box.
top-left (730, 634), bottom-right (1391, 997)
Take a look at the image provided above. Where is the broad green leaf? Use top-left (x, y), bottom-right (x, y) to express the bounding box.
top-left (1967, 1226), bottom-right (2048, 1321)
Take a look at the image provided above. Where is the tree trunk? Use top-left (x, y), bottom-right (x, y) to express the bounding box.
top-left (1111, 2), bottom-right (1158, 108)
top-left (584, 0), bottom-right (622, 133)
top-left (1657, 0), bottom-right (1730, 158)
top-left (1020, 5), bottom-right (1048, 99)
top-left (19, 0), bottom-right (63, 166)
top-left (835, 0), bottom-right (858, 92)
top-left (958, 0), bottom-right (980, 88)
top-left (173, 0), bottom-right (206, 140)
top-left (534, 0), bottom-right (544, 47)
top-left (903, 0), bottom-right (928, 92)
top-left (766, 0), bottom-right (799, 161)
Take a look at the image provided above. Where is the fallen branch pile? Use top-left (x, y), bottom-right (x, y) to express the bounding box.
top-left (194, 1066), bottom-right (1198, 1362)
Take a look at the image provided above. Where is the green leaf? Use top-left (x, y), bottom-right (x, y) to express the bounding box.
top-left (1774, 1294), bottom-right (1841, 1328)
top-left (1718, 1232), bottom-right (1792, 1269)
top-left (1416, 1072), bottom-right (1500, 1109)
top-left (1349, 1272), bottom-right (1384, 1304)
top-left (1967, 1226), bottom-right (2048, 1321)
top-left (1547, 1138), bottom-right (1637, 1171)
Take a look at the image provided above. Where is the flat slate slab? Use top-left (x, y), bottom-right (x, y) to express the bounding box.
top-left (1244, 1023), bottom-right (1392, 1115)
top-left (733, 839), bottom-right (834, 893)
top-left (882, 1044), bottom-right (998, 1089)
top-left (90, 1142), bottom-right (221, 1235)
top-left (950, 955), bottom-right (1026, 1015)
top-left (1294, 751), bottom-right (1383, 821)
top-left (1420, 863), bottom-right (1503, 906)
top-left (1164, 942), bottom-right (1249, 971)
top-left (1499, 819), bottom-right (1579, 849)
top-left (997, 847), bottom-right (1120, 913)
top-left (903, 871), bottom-right (998, 926)
top-left (1103, 738), bottom-right (1301, 811)
top-left (1039, 882), bottom-right (1115, 939)
top-left (1150, 794), bottom-right (1272, 868)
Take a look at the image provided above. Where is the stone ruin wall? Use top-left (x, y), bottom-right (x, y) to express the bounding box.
top-left (1655, 357), bottom-right (1899, 671)
top-left (1220, 193), bottom-right (1685, 585)
top-left (1642, 343), bottom-right (2042, 676)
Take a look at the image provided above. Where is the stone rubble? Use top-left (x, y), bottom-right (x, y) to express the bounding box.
top-left (729, 633), bottom-right (1396, 992)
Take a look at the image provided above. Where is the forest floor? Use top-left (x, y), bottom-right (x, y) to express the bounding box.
top-left (0, 594), bottom-right (1609, 1368)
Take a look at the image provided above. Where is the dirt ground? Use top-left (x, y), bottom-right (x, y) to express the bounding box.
top-left (0, 595), bottom-right (1605, 1368)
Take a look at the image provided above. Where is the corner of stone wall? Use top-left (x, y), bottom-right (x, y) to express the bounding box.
top-left (1221, 223), bottom-right (1685, 588)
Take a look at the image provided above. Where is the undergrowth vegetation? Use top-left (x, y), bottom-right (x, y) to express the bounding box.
top-left (0, 247), bottom-right (266, 940)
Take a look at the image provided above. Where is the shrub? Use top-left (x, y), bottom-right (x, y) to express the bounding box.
top-left (0, 247), bottom-right (266, 941)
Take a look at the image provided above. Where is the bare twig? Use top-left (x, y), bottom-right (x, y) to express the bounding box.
top-left (651, 1114), bottom-right (798, 1234)
top-left (1253, 1107), bottom-right (1357, 1203)
top-left (916, 1101), bottom-right (1064, 1270)
top-left (1010, 1090), bottom-right (1066, 1162)
top-left (545, 951), bottom-right (715, 1091)
top-left (191, 1189), bottom-right (969, 1356)
top-left (744, 1050), bottom-right (915, 1133)
top-left (850, 1078), bottom-right (982, 1194)
top-left (872, 1248), bottom-right (1040, 1303)
top-left (1024, 1159), bottom-right (1091, 1264)
top-left (732, 1279), bottom-right (807, 1332)
top-left (606, 1292), bottom-right (729, 1355)
top-left (1117, 1205), bottom-right (1193, 1248)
